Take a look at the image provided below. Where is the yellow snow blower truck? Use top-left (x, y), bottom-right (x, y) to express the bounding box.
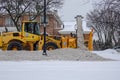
top-left (0, 21), bottom-right (77, 51)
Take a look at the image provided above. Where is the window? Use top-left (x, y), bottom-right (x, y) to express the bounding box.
top-left (5, 17), bottom-right (14, 27)
top-left (40, 16), bottom-right (49, 24)
top-left (24, 22), bottom-right (40, 35)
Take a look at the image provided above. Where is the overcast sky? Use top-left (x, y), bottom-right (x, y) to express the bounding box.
top-left (58, 0), bottom-right (100, 21)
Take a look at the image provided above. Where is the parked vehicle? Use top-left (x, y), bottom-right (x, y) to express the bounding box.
top-left (0, 21), bottom-right (93, 51)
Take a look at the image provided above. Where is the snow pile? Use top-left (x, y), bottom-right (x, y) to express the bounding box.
top-left (0, 48), bottom-right (119, 61)
top-left (93, 49), bottom-right (120, 60)
top-left (0, 48), bottom-right (110, 61)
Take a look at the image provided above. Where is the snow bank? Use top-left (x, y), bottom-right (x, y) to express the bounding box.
top-left (93, 49), bottom-right (120, 60)
top-left (0, 48), bottom-right (109, 61)
top-left (1, 48), bottom-right (119, 61)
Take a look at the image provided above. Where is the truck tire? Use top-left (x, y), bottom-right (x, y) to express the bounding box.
top-left (45, 42), bottom-right (58, 50)
top-left (7, 41), bottom-right (23, 50)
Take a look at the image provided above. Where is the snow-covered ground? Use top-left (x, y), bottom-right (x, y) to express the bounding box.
top-left (93, 49), bottom-right (120, 60)
top-left (0, 49), bottom-right (120, 80)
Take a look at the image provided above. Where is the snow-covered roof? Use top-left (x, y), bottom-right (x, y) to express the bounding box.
top-left (59, 21), bottom-right (91, 34)
top-left (58, 22), bottom-right (76, 34)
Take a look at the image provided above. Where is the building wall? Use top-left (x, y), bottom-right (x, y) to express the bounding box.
top-left (0, 17), bottom-right (3, 27)
top-left (39, 14), bottom-right (62, 35)
top-left (0, 15), bottom-right (5, 27)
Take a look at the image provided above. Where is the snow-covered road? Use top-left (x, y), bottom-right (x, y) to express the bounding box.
top-left (0, 61), bottom-right (120, 80)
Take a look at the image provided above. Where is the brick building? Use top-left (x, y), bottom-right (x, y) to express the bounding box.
top-left (0, 11), bottom-right (63, 35)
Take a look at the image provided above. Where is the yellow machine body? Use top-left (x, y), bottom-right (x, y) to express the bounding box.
top-left (0, 21), bottom-right (92, 51)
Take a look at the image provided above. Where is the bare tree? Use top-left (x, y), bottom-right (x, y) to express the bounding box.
top-left (0, 0), bottom-right (31, 31)
top-left (87, 0), bottom-right (120, 49)
top-left (28, 0), bottom-right (63, 20)
top-left (0, 0), bottom-right (64, 31)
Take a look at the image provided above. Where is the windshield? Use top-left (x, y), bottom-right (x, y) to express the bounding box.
top-left (24, 22), bottom-right (40, 35)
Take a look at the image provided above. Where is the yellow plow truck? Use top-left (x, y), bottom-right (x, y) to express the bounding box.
top-left (0, 21), bottom-right (92, 51)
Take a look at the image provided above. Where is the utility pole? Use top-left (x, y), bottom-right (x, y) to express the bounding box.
top-left (43, 0), bottom-right (47, 55)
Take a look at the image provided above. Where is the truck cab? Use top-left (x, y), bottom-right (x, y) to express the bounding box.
top-left (21, 21), bottom-right (40, 42)
top-left (23, 21), bottom-right (40, 35)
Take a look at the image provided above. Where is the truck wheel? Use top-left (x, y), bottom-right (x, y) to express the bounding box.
top-left (45, 42), bottom-right (58, 50)
top-left (7, 41), bottom-right (23, 50)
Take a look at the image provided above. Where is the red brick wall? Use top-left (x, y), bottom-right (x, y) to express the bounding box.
top-left (40, 14), bottom-right (62, 35)
top-left (0, 15), bottom-right (5, 27)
